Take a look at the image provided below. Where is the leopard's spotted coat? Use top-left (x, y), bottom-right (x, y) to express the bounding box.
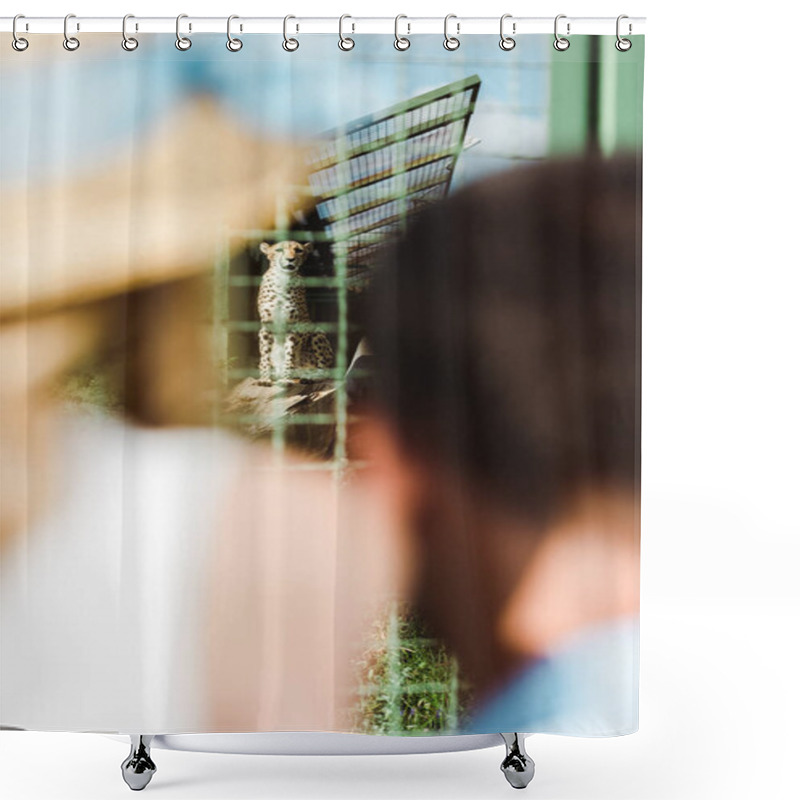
top-left (256, 240), bottom-right (335, 384)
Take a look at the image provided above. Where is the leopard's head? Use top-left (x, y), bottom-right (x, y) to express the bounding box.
top-left (260, 240), bottom-right (313, 274)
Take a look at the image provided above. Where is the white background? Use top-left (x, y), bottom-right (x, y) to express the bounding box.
top-left (2, 1), bottom-right (798, 798)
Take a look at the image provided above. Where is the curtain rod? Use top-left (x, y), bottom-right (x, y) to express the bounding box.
top-left (0, 16), bottom-right (645, 36)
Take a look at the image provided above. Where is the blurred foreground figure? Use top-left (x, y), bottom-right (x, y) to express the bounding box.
top-left (358, 155), bottom-right (642, 734)
top-left (0, 97), bottom-right (310, 546)
top-left (0, 95), bottom-right (365, 732)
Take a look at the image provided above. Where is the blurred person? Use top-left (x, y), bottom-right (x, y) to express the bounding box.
top-left (0, 94), bottom-right (309, 548)
top-left (0, 95), bottom-right (341, 732)
top-left (204, 442), bottom-right (410, 732)
top-left (0, 77), bottom-right (404, 732)
top-left (356, 155), bottom-right (642, 734)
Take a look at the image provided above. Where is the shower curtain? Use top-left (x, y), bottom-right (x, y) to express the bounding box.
top-left (0, 25), bottom-right (644, 738)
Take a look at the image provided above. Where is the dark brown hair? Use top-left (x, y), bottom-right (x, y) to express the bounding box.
top-left (366, 154), bottom-right (642, 694)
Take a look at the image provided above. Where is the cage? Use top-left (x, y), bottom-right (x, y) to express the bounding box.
top-left (210, 75), bottom-right (483, 734)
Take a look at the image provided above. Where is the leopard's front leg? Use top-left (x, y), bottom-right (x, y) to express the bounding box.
top-left (257, 327), bottom-right (275, 385)
top-left (280, 333), bottom-right (301, 383)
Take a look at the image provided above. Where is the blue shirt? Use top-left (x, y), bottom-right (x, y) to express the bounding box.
top-left (465, 617), bottom-right (639, 736)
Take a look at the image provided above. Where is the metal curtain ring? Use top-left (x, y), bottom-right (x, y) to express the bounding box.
top-left (338, 14), bottom-right (355, 50)
top-left (227, 15), bottom-right (243, 51)
top-left (175, 14), bottom-right (192, 50)
top-left (444, 14), bottom-right (460, 51)
top-left (553, 14), bottom-right (570, 51)
top-left (499, 14), bottom-right (515, 51)
top-left (616, 14), bottom-right (632, 51)
top-left (394, 15), bottom-right (410, 51)
top-left (121, 14), bottom-right (138, 51)
top-left (63, 13), bottom-right (80, 51)
top-left (12, 14), bottom-right (29, 51)
top-left (283, 15), bottom-right (299, 51)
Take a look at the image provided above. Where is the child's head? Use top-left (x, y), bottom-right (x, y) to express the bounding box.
top-left (363, 154), bottom-right (642, 691)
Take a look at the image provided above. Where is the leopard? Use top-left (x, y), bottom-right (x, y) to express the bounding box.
top-left (256, 240), bottom-right (335, 384)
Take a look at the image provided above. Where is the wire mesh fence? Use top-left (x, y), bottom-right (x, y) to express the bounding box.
top-left (212, 76), bottom-right (484, 734)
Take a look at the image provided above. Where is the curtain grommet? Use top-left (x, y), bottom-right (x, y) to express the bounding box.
top-left (444, 14), bottom-right (460, 51)
top-left (394, 15), bottom-right (410, 51)
top-left (553, 15), bottom-right (570, 51)
top-left (175, 14), bottom-right (192, 51)
top-left (121, 14), bottom-right (139, 51)
top-left (499, 14), bottom-right (516, 51)
top-left (338, 14), bottom-right (355, 51)
top-left (63, 13), bottom-right (80, 51)
top-left (12, 15), bottom-right (29, 51)
top-left (226, 15), bottom-right (243, 51)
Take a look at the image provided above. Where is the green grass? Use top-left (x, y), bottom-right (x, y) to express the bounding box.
top-left (353, 603), bottom-right (472, 735)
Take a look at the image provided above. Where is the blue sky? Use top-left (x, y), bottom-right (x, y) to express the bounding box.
top-left (1, 34), bottom-right (552, 187)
